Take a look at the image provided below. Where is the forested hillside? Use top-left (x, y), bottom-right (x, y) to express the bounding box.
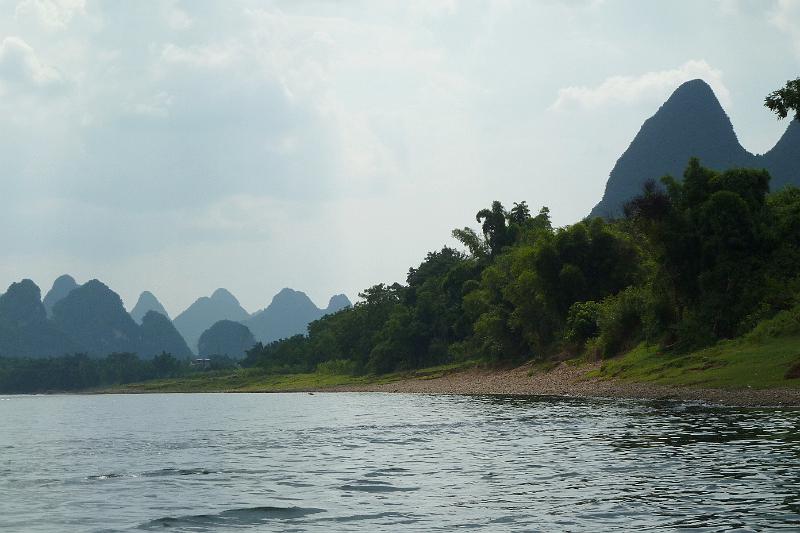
top-left (243, 159), bottom-right (800, 376)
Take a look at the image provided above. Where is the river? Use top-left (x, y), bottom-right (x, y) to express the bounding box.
top-left (1, 393), bottom-right (798, 531)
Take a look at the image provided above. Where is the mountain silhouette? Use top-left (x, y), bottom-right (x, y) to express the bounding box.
top-left (590, 79), bottom-right (800, 217)
top-left (131, 291), bottom-right (170, 323)
top-left (173, 288), bottom-right (250, 353)
top-left (762, 119), bottom-right (800, 191)
top-left (198, 319), bottom-right (256, 360)
top-left (0, 279), bottom-right (78, 357)
top-left (244, 288), bottom-right (351, 344)
top-left (42, 274), bottom-right (79, 317)
top-left (325, 294), bottom-right (352, 314)
top-left (139, 310), bottom-right (192, 358)
top-left (51, 279), bottom-right (143, 356)
top-left (0, 280), bottom-right (349, 359)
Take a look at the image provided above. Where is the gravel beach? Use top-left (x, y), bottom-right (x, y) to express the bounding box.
top-left (327, 362), bottom-right (800, 407)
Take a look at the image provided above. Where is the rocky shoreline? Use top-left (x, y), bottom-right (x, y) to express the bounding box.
top-left (324, 362), bottom-right (800, 407)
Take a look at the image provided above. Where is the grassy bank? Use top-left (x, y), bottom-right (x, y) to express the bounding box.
top-left (589, 335), bottom-right (800, 390)
top-left (105, 335), bottom-right (800, 396)
top-left (106, 361), bottom-right (476, 393)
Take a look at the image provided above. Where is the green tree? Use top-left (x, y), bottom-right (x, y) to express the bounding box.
top-left (765, 78), bottom-right (800, 121)
top-left (626, 158), bottom-right (773, 342)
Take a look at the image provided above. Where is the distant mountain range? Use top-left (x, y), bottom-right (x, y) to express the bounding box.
top-left (198, 320), bottom-right (256, 359)
top-left (42, 274), bottom-right (78, 317)
top-left (590, 79), bottom-right (800, 218)
top-left (131, 291), bottom-right (170, 323)
top-left (244, 288), bottom-right (351, 345)
top-left (172, 288), bottom-right (251, 353)
top-left (0, 279), bottom-right (78, 358)
top-left (0, 276), bottom-right (351, 359)
top-left (171, 287), bottom-right (351, 352)
top-left (16, 81), bottom-right (786, 359)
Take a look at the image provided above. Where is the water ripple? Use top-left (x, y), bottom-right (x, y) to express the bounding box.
top-left (0, 393), bottom-right (799, 531)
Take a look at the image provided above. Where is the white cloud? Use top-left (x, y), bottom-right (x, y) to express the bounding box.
top-left (15, 0), bottom-right (85, 29)
top-left (715, 0), bottom-right (741, 16)
top-left (405, 0), bottom-right (457, 17)
top-left (131, 91), bottom-right (173, 118)
top-left (0, 36), bottom-right (63, 87)
top-left (165, 4), bottom-right (192, 30)
top-left (551, 60), bottom-right (731, 111)
top-left (768, 0), bottom-right (800, 56)
top-left (160, 42), bottom-right (239, 69)
top-left (191, 194), bottom-right (294, 237)
top-left (0, 1), bottom-right (796, 312)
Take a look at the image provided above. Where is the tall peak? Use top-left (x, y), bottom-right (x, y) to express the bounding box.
top-left (244, 288), bottom-right (349, 344)
top-left (83, 279), bottom-right (110, 292)
top-left (211, 288), bottom-right (239, 304)
top-left (131, 290), bottom-right (170, 323)
top-left (326, 294), bottom-right (351, 313)
top-left (269, 288), bottom-right (316, 309)
top-left (589, 79), bottom-right (750, 218)
top-left (173, 288), bottom-right (249, 352)
top-left (670, 78), bottom-right (715, 98)
top-left (53, 274), bottom-right (76, 286)
top-left (762, 119), bottom-right (800, 190)
top-left (43, 274), bottom-right (79, 317)
top-left (0, 279), bottom-right (46, 326)
top-left (656, 79), bottom-right (726, 116)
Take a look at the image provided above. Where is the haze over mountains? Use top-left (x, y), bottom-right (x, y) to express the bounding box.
top-left (198, 320), bottom-right (256, 360)
top-left (172, 289), bottom-right (252, 353)
top-left (3, 78), bottom-right (795, 361)
top-left (591, 79), bottom-right (800, 218)
top-left (42, 275), bottom-right (79, 318)
top-left (0, 280), bottom-right (78, 358)
top-left (131, 291), bottom-right (170, 323)
top-left (171, 286), bottom-right (352, 353)
top-left (245, 288), bottom-right (351, 345)
top-left (0, 275), bottom-right (351, 360)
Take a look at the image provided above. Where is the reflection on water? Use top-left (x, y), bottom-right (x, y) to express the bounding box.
top-left (0, 393), bottom-right (799, 531)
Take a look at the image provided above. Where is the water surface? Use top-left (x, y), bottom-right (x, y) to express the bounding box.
top-left (1, 393), bottom-right (799, 531)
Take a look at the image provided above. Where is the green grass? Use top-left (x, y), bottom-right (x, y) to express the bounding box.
top-left (588, 335), bottom-right (800, 389)
top-left (106, 334), bottom-right (800, 394)
top-left (106, 361), bottom-right (476, 393)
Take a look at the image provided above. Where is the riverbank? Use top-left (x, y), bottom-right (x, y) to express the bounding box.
top-left (108, 335), bottom-right (800, 406)
top-left (327, 361), bottom-right (800, 406)
top-left (109, 360), bottom-right (800, 406)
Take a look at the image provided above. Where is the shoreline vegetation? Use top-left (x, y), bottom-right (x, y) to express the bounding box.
top-left (5, 159), bottom-right (800, 404)
top-left (5, 96), bottom-right (800, 402)
top-left (105, 334), bottom-right (800, 407)
top-left (100, 154), bottom-right (800, 407)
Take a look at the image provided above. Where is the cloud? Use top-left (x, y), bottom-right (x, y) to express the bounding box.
top-left (15, 0), bottom-right (85, 29)
top-left (161, 42), bottom-right (239, 69)
top-left (165, 4), bottom-right (192, 30)
top-left (768, 0), bottom-right (800, 56)
top-left (715, 0), bottom-right (741, 16)
top-left (0, 36), bottom-right (63, 87)
top-left (1, 0), bottom-right (795, 312)
top-left (131, 91), bottom-right (173, 118)
top-left (551, 60), bottom-right (731, 111)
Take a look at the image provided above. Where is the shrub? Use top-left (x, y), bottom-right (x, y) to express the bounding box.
top-left (565, 301), bottom-right (600, 344)
top-left (746, 302), bottom-right (800, 342)
top-left (594, 287), bottom-right (644, 357)
top-left (316, 359), bottom-right (358, 376)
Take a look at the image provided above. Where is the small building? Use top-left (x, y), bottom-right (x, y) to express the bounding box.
top-left (191, 358), bottom-right (211, 369)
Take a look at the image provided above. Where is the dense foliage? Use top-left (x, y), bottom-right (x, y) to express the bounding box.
top-left (765, 77), bottom-right (800, 121)
top-left (0, 352), bottom-right (191, 393)
top-left (243, 161), bottom-right (800, 375)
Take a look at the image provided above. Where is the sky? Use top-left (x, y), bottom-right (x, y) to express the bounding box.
top-left (1, 0), bottom-right (799, 316)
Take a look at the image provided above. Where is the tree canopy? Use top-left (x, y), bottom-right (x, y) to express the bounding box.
top-left (765, 78), bottom-right (800, 121)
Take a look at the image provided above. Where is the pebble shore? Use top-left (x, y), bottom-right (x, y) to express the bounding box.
top-left (328, 362), bottom-right (800, 407)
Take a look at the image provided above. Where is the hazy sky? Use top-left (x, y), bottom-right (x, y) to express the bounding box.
top-left (1, 0), bottom-right (799, 315)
